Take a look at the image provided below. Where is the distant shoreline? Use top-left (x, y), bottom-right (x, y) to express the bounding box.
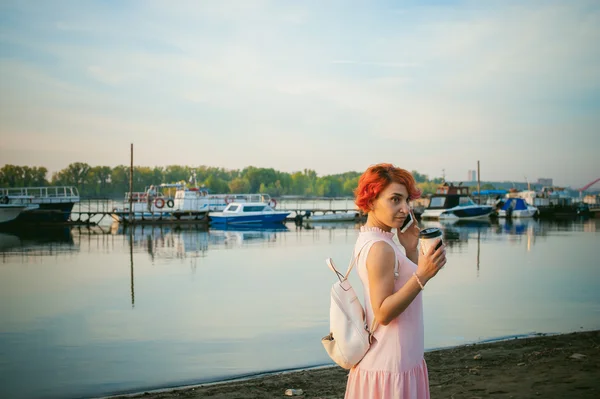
top-left (104, 329), bottom-right (600, 399)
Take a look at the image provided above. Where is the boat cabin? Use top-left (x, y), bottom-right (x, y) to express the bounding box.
top-left (223, 203), bottom-right (275, 214)
top-left (428, 183), bottom-right (473, 210)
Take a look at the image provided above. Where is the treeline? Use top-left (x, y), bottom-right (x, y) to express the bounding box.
top-left (0, 163), bottom-right (444, 198)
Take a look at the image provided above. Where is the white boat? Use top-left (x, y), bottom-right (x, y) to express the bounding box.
top-left (111, 183), bottom-right (273, 223)
top-left (422, 183), bottom-right (493, 220)
top-left (0, 186), bottom-right (79, 224)
top-left (306, 211), bottom-right (359, 222)
top-left (0, 204), bottom-right (40, 225)
top-left (497, 198), bottom-right (539, 218)
top-left (210, 202), bottom-right (290, 225)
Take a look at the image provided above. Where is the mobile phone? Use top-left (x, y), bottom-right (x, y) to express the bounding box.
top-left (400, 212), bottom-right (413, 233)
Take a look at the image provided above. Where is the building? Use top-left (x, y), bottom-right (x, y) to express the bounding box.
top-left (468, 170), bottom-right (477, 181)
top-left (537, 178), bottom-right (553, 186)
top-left (583, 194), bottom-right (600, 205)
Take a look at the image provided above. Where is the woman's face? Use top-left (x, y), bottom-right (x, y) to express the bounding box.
top-left (370, 182), bottom-right (411, 229)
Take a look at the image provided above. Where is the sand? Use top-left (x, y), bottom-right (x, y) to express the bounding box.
top-left (110, 330), bottom-right (599, 399)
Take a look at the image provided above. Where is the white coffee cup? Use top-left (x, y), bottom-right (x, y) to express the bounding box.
top-left (419, 227), bottom-right (443, 255)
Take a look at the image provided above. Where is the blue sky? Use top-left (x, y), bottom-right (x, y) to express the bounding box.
top-left (0, 0), bottom-right (598, 187)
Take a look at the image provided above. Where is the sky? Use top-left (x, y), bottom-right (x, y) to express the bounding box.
top-left (0, 0), bottom-right (599, 188)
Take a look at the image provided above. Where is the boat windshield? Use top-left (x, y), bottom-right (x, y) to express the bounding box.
top-left (429, 197), bottom-right (446, 208)
top-left (457, 197), bottom-right (476, 207)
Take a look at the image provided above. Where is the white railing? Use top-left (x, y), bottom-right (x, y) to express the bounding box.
top-left (0, 186), bottom-right (80, 203)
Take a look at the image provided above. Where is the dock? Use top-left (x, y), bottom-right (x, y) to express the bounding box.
top-left (66, 199), bottom-right (366, 225)
top-left (14, 198), bottom-right (600, 227)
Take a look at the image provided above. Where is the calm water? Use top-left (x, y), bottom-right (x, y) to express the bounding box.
top-left (1, 217), bottom-right (599, 399)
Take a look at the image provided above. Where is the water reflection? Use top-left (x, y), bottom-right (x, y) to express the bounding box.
top-left (110, 223), bottom-right (296, 264)
top-left (209, 223), bottom-right (289, 248)
top-left (421, 220), bottom-right (486, 250)
top-left (0, 226), bottom-right (76, 258)
top-left (114, 223), bottom-right (210, 262)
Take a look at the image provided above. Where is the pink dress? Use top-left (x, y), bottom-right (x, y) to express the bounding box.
top-left (345, 226), bottom-right (430, 399)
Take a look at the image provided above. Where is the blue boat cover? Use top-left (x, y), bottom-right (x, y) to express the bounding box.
top-left (501, 198), bottom-right (528, 211)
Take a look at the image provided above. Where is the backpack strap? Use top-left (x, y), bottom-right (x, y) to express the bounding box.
top-left (344, 239), bottom-right (400, 281)
top-left (326, 240), bottom-right (373, 282)
top-left (325, 238), bottom-right (400, 338)
top-left (342, 240), bottom-right (374, 281)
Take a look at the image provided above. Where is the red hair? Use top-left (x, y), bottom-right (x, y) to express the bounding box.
top-left (355, 163), bottom-right (421, 212)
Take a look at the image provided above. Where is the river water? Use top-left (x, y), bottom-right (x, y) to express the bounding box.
top-left (0, 217), bottom-right (598, 398)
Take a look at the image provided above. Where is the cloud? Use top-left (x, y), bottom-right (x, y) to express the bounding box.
top-left (0, 0), bottom-right (598, 185)
top-left (330, 60), bottom-right (421, 68)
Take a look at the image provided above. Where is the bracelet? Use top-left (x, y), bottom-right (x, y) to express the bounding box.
top-left (413, 272), bottom-right (425, 290)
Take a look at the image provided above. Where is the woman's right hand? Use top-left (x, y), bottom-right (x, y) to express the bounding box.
top-left (415, 242), bottom-right (446, 284)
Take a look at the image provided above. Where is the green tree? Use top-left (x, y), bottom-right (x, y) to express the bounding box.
top-left (30, 167), bottom-right (49, 186)
top-left (242, 167), bottom-right (278, 192)
top-left (289, 172), bottom-right (309, 195)
top-left (229, 177), bottom-right (251, 193)
top-left (2, 162), bottom-right (448, 198)
top-left (88, 166), bottom-right (112, 196)
top-left (164, 165), bottom-right (190, 184)
top-left (343, 176), bottom-right (359, 196)
top-left (204, 175), bottom-right (229, 193)
top-left (52, 162), bottom-right (91, 192)
top-left (411, 170), bottom-right (428, 183)
top-left (110, 165), bottom-right (130, 197)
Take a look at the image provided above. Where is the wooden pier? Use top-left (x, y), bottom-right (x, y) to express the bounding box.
top-left (67, 199), bottom-right (365, 225)
top-left (48, 199), bottom-right (600, 226)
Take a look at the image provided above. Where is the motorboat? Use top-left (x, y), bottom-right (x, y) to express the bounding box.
top-left (421, 183), bottom-right (493, 220)
top-left (112, 183), bottom-right (273, 223)
top-left (209, 202), bottom-right (290, 224)
top-left (497, 198), bottom-right (539, 218)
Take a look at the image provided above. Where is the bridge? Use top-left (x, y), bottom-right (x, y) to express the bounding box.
top-left (580, 178), bottom-right (600, 192)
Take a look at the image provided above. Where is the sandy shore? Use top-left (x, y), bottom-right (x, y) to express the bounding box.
top-left (110, 330), bottom-right (599, 399)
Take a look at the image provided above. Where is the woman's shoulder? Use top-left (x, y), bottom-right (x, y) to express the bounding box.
top-left (355, 233), bottom-right (396, 260)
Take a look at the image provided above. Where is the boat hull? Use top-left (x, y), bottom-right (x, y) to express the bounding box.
top-left (497, 209), bottom-right (537, 218)
top-left (421, 209), bottom-right (445, 220)
top-left (0, 205), bottom-right (27, 224)
top-left (10, 202), bottom-right (75, 224)
top-left (210, 213), bottom-right (289, 224)
top-left (439, 205), bottom-right (493, 220)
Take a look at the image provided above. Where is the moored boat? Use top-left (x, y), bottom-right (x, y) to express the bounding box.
top-left (422, 183), bottom-right (493, 220)
top-left (0, 204), bottom-right (40, 225)
top-left (111, 183), bottom-right (272, 224)
top-left (0, 186), bottom-right (77, 225)
top-left (497, 198), bottom-right (539, 218)
top-left (210, 202), bottom-right (290, 224)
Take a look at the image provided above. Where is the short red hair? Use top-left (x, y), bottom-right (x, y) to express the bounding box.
top-left (355, 163), bottom-right (421, 212)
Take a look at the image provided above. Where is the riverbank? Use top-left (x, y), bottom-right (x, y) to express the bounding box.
top-left (110, 330), bottom-right (599, 399)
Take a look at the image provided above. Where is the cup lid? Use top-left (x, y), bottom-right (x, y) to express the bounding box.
top-left (419, 227), bottom-right (442, 239)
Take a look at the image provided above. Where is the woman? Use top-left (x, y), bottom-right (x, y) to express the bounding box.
top-left (346, 163), bottom-right (446, 399)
